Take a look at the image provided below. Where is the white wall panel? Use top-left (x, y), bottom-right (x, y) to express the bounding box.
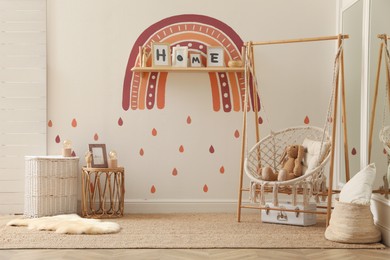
top-left (0, 0), bottom-right (46, 214)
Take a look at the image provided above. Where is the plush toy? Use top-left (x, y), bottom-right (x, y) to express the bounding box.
top-left (261, 144), bottom-right (305, 181)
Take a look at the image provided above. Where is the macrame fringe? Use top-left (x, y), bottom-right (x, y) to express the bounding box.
top-left (260, 183), bottom-right (266, 206)
top-left (292, 184), bottom-right (297, 206)
top-left (273, 183), bottom-right (279, 206)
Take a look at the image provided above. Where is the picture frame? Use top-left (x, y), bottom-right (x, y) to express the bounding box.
top-left (88, 144), bottom-right (108, 168)
top-left (207, 46), bottom-right (225, 67)
top-left (189, 53), bottom-right (202, 67)
top-left (152, 42), bottom-right (171, 67)
top-left (172, 46), bottom-right (188, 67)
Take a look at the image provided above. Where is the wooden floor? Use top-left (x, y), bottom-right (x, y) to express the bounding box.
top-left (0, 248), bottom-right (389, 260)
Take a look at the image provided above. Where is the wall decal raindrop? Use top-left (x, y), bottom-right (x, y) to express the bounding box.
top-left (209, 145), bottom-right (215, 153)
top-left (234, 130), bottom-right (240, 138)
top-left (304, 116), bottom-right (310, 124)
top-left (48, 120), bottom-right (53, 127)
top-left (172, 168), bottom-right (178, 176)
top-left (351, 148), bottom-right (357, 155)
top-left (179, 145), bottom-right (184, 153)
top-left (219, 166), bottom-right (225, 174)
top-left (71, 118), bottom-right (77, 127)
top-left (258, 116), bottom-right (263, 124)
top-left (140, 148), bottom-right (144, 156)
top-left (94, 133), bottom-right (99, 141)
top-left (203, 184), bottom-right (208, 192)
top-left (118, 117), bottom-right (123, 126)
top-left (187, 116), bottom-right (192, 124)
top-left (71, 151), bottom-right (76, 157)
top-left (55, 135), bottom-right (60, 143)
top-left (151, 185), bottom-right (156, 193)
top-left (152, 128), bottom-right (157, 136)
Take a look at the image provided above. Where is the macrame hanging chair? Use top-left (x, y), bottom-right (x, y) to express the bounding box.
top-left (244, 43), bottom-right (344, 207)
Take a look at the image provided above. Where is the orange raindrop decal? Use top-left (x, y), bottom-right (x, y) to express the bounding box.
top-left (234, 130), bottom-right (240, 138)
top-left (152, 128), bottom-right (157, 136)
top-left (55, 135), bottom-right (60, 143)
top-left (71, 151), bottom-right (76, 157)
top-left (351, 148), bottom-right (357, 155)
top-left (258, 116), bottom-right (263, 124)
top-left (209, 145), bottom-right (215, 153)
top-left (187, 116), bottom-right (192, 124)
top-left (118, 117), bottom-right (123, 126)
top-left (304, 116), bottom-right (310, 124)
top-left (219, 166), bottom-right (225, 174)
top-left (71, 118), bottom-right (77, 127)
top-left (48, 120), bottom-right (53, 127)
top-left (151, 185), bottom-right (156, 193)
top-left (94, 133), bottom-right (99, 141)
top-left (172, 168), bottom-right (178, 176)
top-left (140, 148), bottom-right (144, 156)
top-left (179, 145), bottom-right (184, 153)
top-left (203, 184), bottom-right (208, 192)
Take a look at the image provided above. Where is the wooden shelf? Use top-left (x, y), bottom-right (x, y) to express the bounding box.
top-left (131, 66), bottom-right (245, 73)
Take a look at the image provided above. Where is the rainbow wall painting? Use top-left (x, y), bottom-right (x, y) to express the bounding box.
top-left (122, 14), bottom-right (259, 113)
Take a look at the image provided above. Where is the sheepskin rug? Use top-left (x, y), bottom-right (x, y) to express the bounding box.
top-left (7, 214), bottom-right (121, 235)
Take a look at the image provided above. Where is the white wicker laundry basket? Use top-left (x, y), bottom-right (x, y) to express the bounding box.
top-left (24, 156), bottom-right (79, 218)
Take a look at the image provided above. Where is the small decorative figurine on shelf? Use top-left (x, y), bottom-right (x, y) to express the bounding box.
top-left (62, 140), bottom-right (72, 157)
top-left (85, 151), bottom-right (92, 168)
top-left (108, 150), bottom-right (118, 168)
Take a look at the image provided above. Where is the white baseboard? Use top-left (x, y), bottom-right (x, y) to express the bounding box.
top-left (371, 194), bottom-right (390, 247)
top-left (123, 199), bottom-right (240, 213)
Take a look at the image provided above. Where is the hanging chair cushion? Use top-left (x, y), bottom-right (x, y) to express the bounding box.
top-left (325, 201), bottom-right (381, 244)
top-left (302, 138), bottom-right (331, 173)
top-left (339, 163), bottom-right (376, 205)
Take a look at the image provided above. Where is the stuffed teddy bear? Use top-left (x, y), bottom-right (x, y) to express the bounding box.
top-left (261, 144), bottom-right (305, 181)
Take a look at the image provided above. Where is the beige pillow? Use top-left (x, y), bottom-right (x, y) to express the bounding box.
top-left (339, 163), bottom-right (376, 205)
top-left (302, 138), bottom-right (330, 173)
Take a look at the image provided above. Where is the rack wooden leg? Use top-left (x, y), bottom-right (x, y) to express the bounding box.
top-left (340, 49), bottom-right (350, 182)
top-left (237, 45), bottom-right (251, 222)
top-left (326, 35), bottom-right (343, 227)
top-left (369, 42), bottom-right (383, 162)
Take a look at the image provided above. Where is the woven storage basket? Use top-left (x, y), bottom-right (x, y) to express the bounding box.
top-left (325, 201), bottom-right (381, 243)
top-left (24, 156), bottom-right (79, 218)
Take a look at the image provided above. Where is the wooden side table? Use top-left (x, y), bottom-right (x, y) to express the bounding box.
top-left (81, 167), bottom-right (125, 218)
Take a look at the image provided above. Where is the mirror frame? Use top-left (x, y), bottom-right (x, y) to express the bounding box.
top-left (337, 0), bottom-right (371, 187)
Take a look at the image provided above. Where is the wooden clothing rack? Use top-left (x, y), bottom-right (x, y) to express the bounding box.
top-left (237, 34), bottom-right (350, 226)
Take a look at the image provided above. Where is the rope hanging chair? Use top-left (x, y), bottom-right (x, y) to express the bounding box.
top-left (243, 44), bottom-right (344, 207)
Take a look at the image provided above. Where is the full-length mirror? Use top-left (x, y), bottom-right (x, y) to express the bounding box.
top-left (340, 0), bottom-right (363, 184)
top-left (368, 0), bottom-right (390, 189)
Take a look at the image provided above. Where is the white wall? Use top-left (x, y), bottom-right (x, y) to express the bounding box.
top-left (46, 0), bottom-right (337, 213)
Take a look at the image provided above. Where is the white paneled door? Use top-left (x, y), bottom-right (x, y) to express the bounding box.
top-left (0, 0), bottom-right (46, 214)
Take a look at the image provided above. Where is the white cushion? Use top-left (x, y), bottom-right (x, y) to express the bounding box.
top-left (302, 138), bottom-right (330, 173)
top-left (339, 163), bottom-right (376, 205)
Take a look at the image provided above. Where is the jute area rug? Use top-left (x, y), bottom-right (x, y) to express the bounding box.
top-left (0, 213), bottom-right (385, 249)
